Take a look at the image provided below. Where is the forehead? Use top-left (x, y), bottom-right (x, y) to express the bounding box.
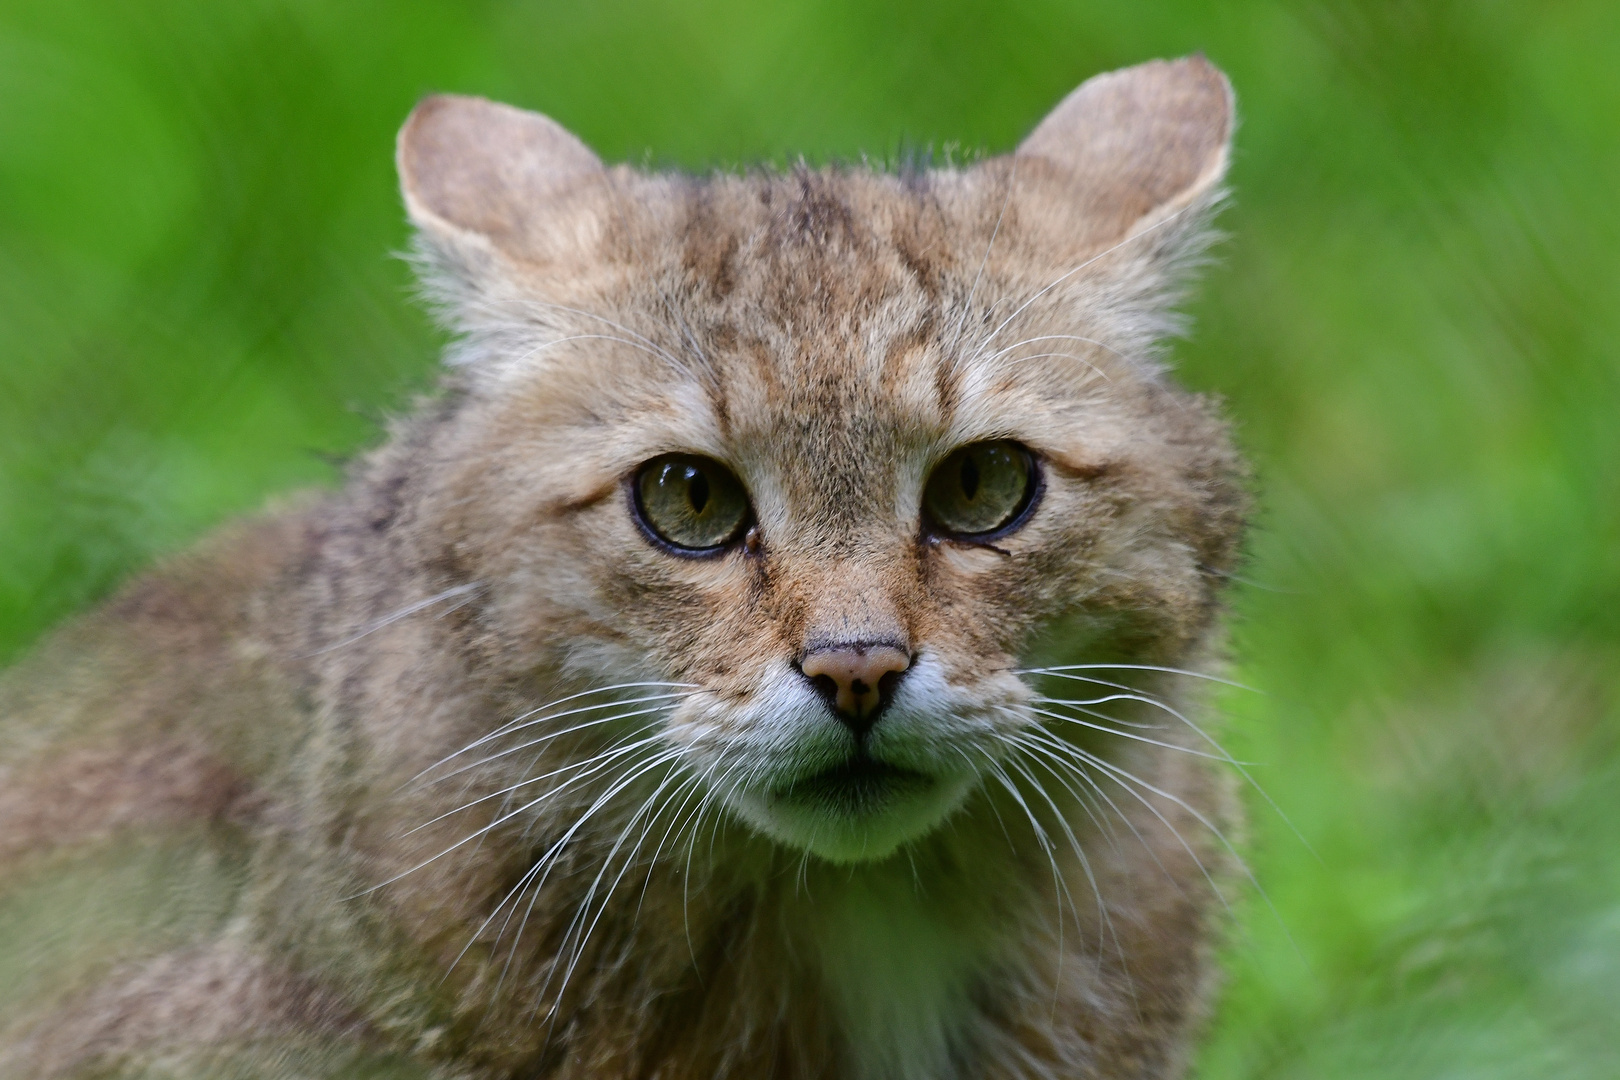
top-left (701, 302), bottom-right (951, 532)
top-left (633, 168), bottom-right (1055, 438)
top-left (490, 167), bottom-right (1119, 513)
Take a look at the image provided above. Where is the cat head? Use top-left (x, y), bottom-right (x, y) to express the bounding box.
top-left (393, 57), bottom-right (1246, 863)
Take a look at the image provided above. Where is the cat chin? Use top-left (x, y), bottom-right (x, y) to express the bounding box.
top-left (727, 772), bottom-right (976, 864)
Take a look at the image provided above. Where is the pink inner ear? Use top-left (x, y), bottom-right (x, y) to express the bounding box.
top-left (397, 94), bottom-right (604, 251)
top-left (1015, 56), bottom-right (1233, 231)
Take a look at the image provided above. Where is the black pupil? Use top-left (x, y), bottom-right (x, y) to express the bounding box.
top-left (686, 467), bottom-right (710, 513)
top-left (959, 454), bottom-right (980, 501)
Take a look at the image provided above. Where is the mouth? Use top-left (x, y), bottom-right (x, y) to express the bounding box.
top-left (730, 749), bottom-right (970, 863)
top-left (772, 754), bottom-right (934, 816)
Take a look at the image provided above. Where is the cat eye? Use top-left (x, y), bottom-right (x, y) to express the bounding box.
top-left (922, 440), bottom-right (1039, 540)
top-left (632, 454), bottom-right (753, 554)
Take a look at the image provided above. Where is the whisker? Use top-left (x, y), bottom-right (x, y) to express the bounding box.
top-left (978, 335), bottom-right (1122, 382)
top-left (949, 156), bottom-right (1019, 353)
top-left (1062, 742), bottom-right (1262, 928)
top-left (1017, 664), bottom-right (1257, 693)
top-left (1030, 693), bottom-right (1160, 728)
top-left (669, 307), bottom-right (715, 378)
top-left (987, 759), bottom-right (1059, 864)
top-left (453, 682), bottom-right (700, 758)
top-left (636, 766), bottom-right (715, 921)
top-left (1000, 752), bottom-right (1095, 933)
top-left (1008, 720), bottom-right (1231, 949)
top-left (998, 721), bottom-right (1123, 855)
top-left (994, 351), bottom-right (1114, 381)
top-left (962, 744), bottom-right (1019, 853)
top-left (1002, 740), bottom-right (1130, 990)
top-left (1027, 677), bottom-right (1309, 855)
top-left (543, 761), bottom-right (692, 1011)
top-left (965, 200), bottom-right (1203, 364)
top-left (350, 734), bottom-right (673, 900)
top-left (680, 755), bottom-right (751, 966)
top-left (464, 746), bottom-right (684, 993)
top-left (981, 333), bottom-right (1118, 363)
top-left (497, 748), bottom-right (687, 998)
top-left (403, 728), bottom-right (669, 838)
top-left (449, 741), bottom-right (675, 968)
top-left (982, 758), bottom-right (1081, 986)
top-left (417, 698), bottom-right (695, 790)
top-left (300, 583), bottom-right (483, 657)
top-left (1010, 723), bottom-right (1176, 890)
top-left (994, 754), bottom-right (1078, 1007)
top-left (1032, 679), bottom-right (1249, 759)
top-left (509, 332), bottom-right (693, 377)
top-left (498, 296), bottom-right (696, 377)
top-left (1026, 703), bottom-right (1238, 762)
top-left (409, 683), bottom-right (700, 784)
top-left (1070, 739), bottom-right (1310, 963)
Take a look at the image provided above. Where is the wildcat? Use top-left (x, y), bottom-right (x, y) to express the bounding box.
top-left (0, 56), bottom-right (1247, 1079)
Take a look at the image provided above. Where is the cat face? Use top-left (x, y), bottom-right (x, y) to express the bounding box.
top-left (398, 60), bottom-right (1245, 862)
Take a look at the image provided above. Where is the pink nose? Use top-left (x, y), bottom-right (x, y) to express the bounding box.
top-left (799, 645), bottom-right (911, 731)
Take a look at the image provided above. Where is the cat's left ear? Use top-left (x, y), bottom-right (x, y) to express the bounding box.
top-left (1014, 55), bottom-right (1233, 243)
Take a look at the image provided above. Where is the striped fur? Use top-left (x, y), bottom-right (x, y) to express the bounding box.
top-left (0, 58), bottom-right (1246, 1078)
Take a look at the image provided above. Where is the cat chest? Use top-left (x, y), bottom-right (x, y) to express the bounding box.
top-left (808, 886), bottom-right (998, 1080)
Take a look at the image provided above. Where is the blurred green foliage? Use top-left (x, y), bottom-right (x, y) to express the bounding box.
top-left (1, 0), bottom-right (1616, 1076)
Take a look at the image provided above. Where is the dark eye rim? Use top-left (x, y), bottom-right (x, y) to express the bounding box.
top-left (921, 440), bottom-right (1044, 544)
top-left (627, 453), bottom-right (754, 558)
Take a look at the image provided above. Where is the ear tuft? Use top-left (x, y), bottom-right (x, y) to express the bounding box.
top-left (397, 94), bottom-right (604, 259)
top-left (1017, 56), bottom-right (1233, 235)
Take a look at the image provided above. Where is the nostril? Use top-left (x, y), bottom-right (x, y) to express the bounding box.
top-left (877, 668), bottom-right (905, 701)
top-left (808, 673), bottom-right (840, 707)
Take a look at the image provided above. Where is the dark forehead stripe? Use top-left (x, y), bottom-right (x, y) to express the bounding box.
top-left (667, 167), bottom-right (972, 505)
top-left (677, 179), bottom-right (740, 300)
top-left (779, 168), bottom-right (859, 246)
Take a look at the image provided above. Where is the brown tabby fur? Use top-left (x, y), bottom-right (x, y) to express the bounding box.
top-left (0, 57), bottom-right (1248, 1079)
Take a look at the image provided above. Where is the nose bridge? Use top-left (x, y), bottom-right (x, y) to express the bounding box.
top-left (793, 553), bottom-right (915, 654)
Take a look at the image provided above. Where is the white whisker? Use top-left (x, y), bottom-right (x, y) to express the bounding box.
top-left (949, 157), bottom-right (1019, 353)
top-left (1025, 674), bottom-right (1308, 854)
top-left (1017, 664), bottom-right (1256, 692)
top-left (965, 200), bottom-right (1204, 365)
top-left (499, 748), bottom-right (687, 1000)
top-left (543, 760), bottom-right (692, 1011)
top-left (403, 729), bottom-right (669, 837)
top-left (417, 698), bottom-right (695, 790)
top-left (407, 683), bottom-right (700, 787)
top-left (301, 583), bottom-right (483, 657)
top-left (1026, 703), bottom-right (1235, 762)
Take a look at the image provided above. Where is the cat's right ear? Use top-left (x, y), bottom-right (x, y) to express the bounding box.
top-left (397, 95), bottom-right (605, 266)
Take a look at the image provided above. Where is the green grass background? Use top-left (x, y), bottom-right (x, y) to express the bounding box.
top-left (2, 0), bottom-right (1616, 1075)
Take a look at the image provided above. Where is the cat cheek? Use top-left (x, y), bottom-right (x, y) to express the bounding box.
top-left (623, 575), bottom-right (773, 680)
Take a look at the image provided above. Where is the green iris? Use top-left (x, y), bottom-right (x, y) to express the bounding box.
top-left (634, 454), bottom-right (751, 552)
top-left (922, 441), bottom-right (1036, 537)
